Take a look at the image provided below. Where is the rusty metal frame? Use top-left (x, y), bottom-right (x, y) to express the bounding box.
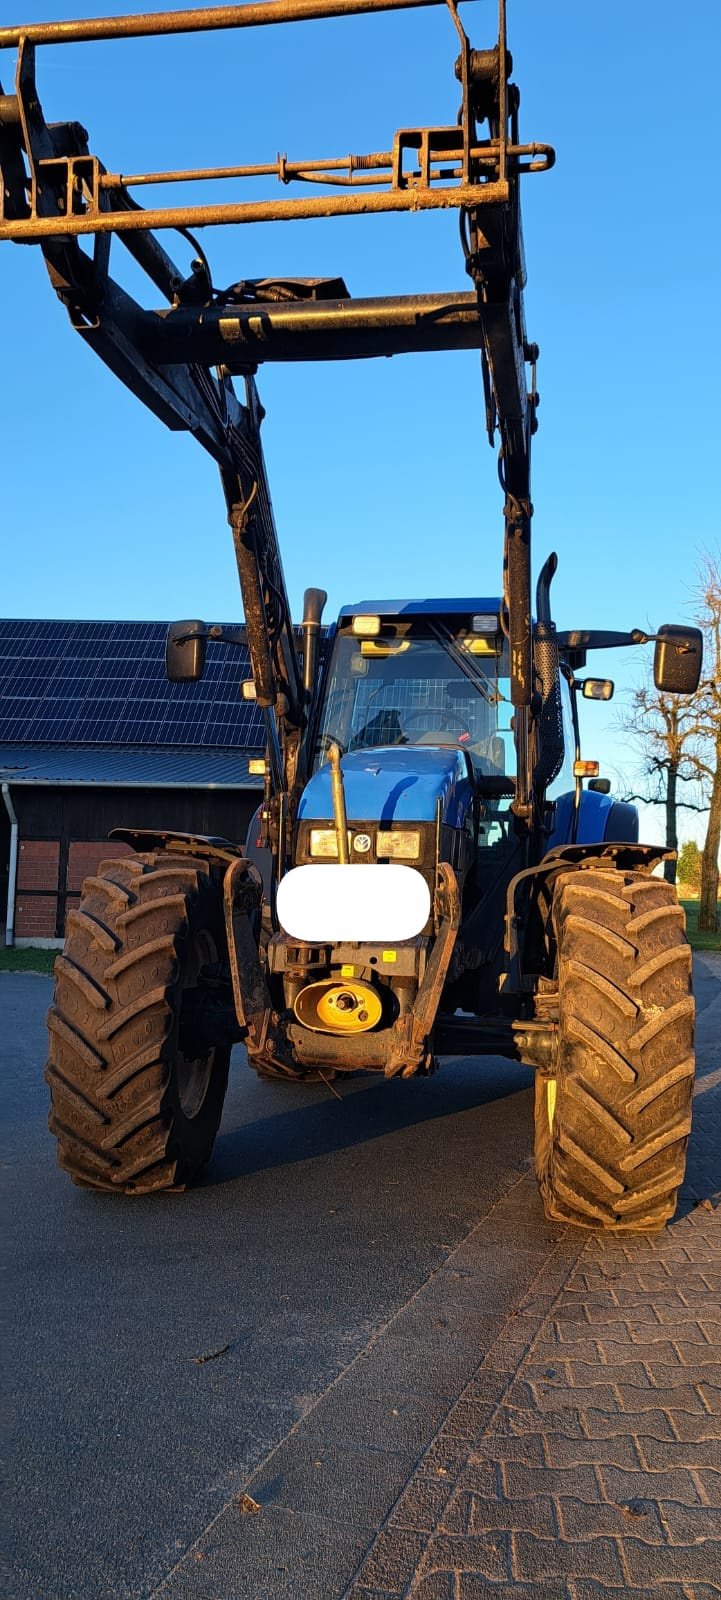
top-left (0, 170), bottom-right (505, 240)
top-left (0, 0), bottom-right (552, 858)
top-left (0, 0), bottom-right (552, 243)
top-left (0, 0), bottom-right (479, 49)
top-left (0, 140), bottom-right (553, 242)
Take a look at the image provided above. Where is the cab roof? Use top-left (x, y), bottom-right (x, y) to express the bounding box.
top-left (337, 598), bottom-right (502, 619)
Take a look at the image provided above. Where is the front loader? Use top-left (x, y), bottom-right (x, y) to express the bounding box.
top-left (0, 0), bottom-right (703, 1225)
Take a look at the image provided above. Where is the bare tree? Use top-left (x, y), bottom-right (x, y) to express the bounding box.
top-left (694, 557), bottom-right (721, 931)
top-left (618, 552), bottom-right (720, 912)
top-left (619, 685), bottom-right (708, 884)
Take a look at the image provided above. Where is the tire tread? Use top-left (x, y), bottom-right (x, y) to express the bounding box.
top-left (45, 852), bottom-right (230, 1194)
top-left (535, 867), bottom-right (695, 1231)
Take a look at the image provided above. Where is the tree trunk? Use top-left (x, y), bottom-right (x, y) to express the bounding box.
top-left (664, 760), bottom-right (678, 884)
top-left (698, 731), bottom-right (721, 932)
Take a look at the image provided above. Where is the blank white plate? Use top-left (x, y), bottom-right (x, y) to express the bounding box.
top-left (276, 863), bottom-right (431, 943)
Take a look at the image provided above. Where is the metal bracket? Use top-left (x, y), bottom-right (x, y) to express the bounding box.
top-left (383, 860), bottom-right (461, 1078)
top-left (109, 826), bottom-right (245, 867)
top-left (222, 856), bottom-right (301, 1078)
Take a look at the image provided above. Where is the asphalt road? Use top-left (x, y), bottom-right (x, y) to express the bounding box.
top-left (2, 958), bottom-right (719, 1600)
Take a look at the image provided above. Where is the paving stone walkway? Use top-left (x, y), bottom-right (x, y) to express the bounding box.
top-left (146, 954), bottom-right (720, 1599)
top-left (347, 958), bottom-right (721, 1600)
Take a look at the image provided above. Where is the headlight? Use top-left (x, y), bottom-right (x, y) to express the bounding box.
top-left (376, 829), bottom-right (421, 860)
top-left (309, 828), bottom-right (340, 858)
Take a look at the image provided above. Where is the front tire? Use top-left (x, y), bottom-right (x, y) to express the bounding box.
top-left (46, 852), bottom-right (231, 1193)
top-left (534, 866), bottom-right (695, 1231)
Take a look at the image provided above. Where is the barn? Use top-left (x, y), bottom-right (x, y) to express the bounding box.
top-left (0, 618), bottom-right (265, 946)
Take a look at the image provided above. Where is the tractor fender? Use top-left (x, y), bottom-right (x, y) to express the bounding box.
top-left (548, 788), bottom-right (639, 848)
top-left (108, 828), bottom-right (250, 896)
top-left (504, 840), bottom-right (675, 993)
top-left (109, 827), bottom-right (245, 872)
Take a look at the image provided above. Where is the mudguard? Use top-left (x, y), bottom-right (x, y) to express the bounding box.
top-left (504, 841), bottom-right (675, 992)
top-left (547, 789), bottom-right (639, 849)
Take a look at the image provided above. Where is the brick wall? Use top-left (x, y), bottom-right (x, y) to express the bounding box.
top-left (12, 837), bottom-right (136, 941)
top-left (66, 839), bottom-right (135, 894)
top-left (16, 839), bottom-right (60, 892)
top-left (15, 895), bottom-right (59, 938)
top-left (15, 840), bottom-right (60, 937)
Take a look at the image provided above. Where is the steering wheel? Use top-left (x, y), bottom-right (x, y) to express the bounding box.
top-left (402, 709), bottom-right (471, 746)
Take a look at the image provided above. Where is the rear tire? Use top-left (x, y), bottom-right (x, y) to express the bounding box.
top-left (45, 852), bottom-right (231, 1194)
top-left (534, 866), bottom-right (695, 1231)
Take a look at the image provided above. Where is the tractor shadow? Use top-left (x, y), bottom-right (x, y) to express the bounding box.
top-left (673, 955), bottom-right (721, 1220)
top-left (202, 1053), bottom-right (535, 1188)
top-left (673, 1062), bottom-right (721, 1222)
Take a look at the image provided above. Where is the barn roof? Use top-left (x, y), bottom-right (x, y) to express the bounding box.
top-left (0, 746), bottom-right (261, 789)
top-left (0, 618), bottom-right (265, 750)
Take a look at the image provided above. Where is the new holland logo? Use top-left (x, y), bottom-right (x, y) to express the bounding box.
top-left (353, 833), bottom-right (372, 854)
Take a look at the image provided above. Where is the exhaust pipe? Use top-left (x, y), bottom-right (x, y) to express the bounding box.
top-left (301, 586), bottom-right (327, 696)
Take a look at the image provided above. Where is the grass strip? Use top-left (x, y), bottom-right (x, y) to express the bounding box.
top-left (0, 947), bottom-right (57, 975)
top-left (680, 899), bottom-right (721, 953)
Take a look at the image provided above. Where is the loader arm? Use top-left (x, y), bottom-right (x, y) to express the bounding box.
top-left (0, 0), bottom-right (551, 824)
top-left (1, 39), bottom-right (304, 796)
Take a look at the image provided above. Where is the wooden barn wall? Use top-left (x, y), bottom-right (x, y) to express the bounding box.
top-left (9, 785), bottom-right (261, 939)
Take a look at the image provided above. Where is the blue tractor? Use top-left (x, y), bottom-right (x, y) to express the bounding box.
top-left (1, 0), bottom-right (702, 1225)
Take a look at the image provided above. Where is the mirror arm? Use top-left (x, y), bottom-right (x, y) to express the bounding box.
top-left (558, 627), bottom-right (693, 654)
top-left (558, 628), bottom-right (644, 652)
top-left (175, 623), bottom-right (247, 648)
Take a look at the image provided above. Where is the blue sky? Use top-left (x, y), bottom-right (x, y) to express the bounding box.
top-left (2, 0), bottom-right (719, 846)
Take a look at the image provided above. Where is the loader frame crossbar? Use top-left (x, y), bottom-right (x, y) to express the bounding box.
top-left (0, 0), bottom-right (551, 243)
top-left (0, 0), bottom-right (480, 48)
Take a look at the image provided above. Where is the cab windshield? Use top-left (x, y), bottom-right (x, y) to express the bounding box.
top-left (313, 617), bottom-right (515, 779)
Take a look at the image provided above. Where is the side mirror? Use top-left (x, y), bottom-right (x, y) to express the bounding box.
top-left (165, 620), bottom-right (207, 683)
top-left (653, 625), bottom-right (703, 695)
top-left (581, 679), bottom-right (614, 701)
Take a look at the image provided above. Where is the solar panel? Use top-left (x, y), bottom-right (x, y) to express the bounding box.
top-left (0, 619), bottom-right (268, 749)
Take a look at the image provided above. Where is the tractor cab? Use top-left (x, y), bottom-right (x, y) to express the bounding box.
top-left (314, 599), bottom-right (512, 781)
top-left (292, 599), bottom-right (517, 907)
